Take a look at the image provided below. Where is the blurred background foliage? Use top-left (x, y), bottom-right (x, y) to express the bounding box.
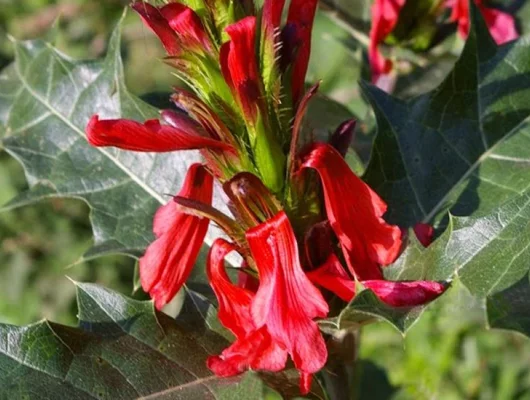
top-left (1, 1), bottom-right (530, 399)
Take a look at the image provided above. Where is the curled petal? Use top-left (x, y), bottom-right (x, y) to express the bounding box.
top-left (368, 0), bottom-right (405, 83)
top-left (140, 164), bottom-right (213, 309)
top-left (132, 2), bottom-right (179, 55)
top-left (362, 280), bottom-right (447, 307)
top-left (207, 239), bottom-right (254, 339)
top-left (307, 254), bottom-right (356, 302)
top-left (207, 327), bottom-right (288, 376)
top-left (301, 143), bottom-right (402, 280)
top-left (246, 211), bottom-right (328, 377)
top-left (160, 3), bottom-right (212, 51)
top-left (286, 0), bottom-right (318, 104)
top-left (223, 17), bottom-right (262, 122)
top-left (86, 115), bottom-right (233, 153)
top-left (207, 241), bottom-right (288, 379)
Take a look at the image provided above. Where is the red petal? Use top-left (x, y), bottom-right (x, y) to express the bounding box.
top-left (207, 327), bottom-right (288, 376)
top-left (159, 3), bottom-right (212, 51)
top-left (448, 0), bottom-right (518, 45)
top-left (237, 270), bottom-right (260, 292)
top-left (224, 17), bottom-right (262, 122)
top-left (131, 2), bottom-right (180, 55)
top-left (263, 0), bottom-right (285, 30)
top-left (368, 0), bottom-right (405, 82)
top-left (140, 164), bottom-right (213, 309)
top-left (307, 254), bottom-right (356, 302)
top-left (86, 115), bottom-right (233, 153)
top-left (362, 280), bottom-right (446, 307)
top-left (246, 211), bottom-right (329, 375)
top-left (207, 239), bottom-right (254, 339)
top-left (301, 143), bottom-right (402, 280)
top-left (286, 0), bottom-right (318, 104)
top-left (413, 223), bottom-right (434, 247)
top-left (479, 6), bottom-right (518, 45)
top-left (300, 373), bottom-right (313, 395)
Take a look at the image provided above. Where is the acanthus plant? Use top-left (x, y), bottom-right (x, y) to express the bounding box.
top-left (86, 0), bottom-right (447, 393)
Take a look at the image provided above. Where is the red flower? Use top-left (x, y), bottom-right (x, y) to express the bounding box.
top-left (301, 143), bottom-right (402, 280)
top-left (362, 280), bottom-right (446, 307)
top-left (86, 115), bottom-right (234, 153)
top-left (132, 2), bottom-right (211, 55)
top-left (286, 0), bottom-right (318, 104)
top-left (246, 211), bottom-right (329, 393)
top-left (206, 239), bottom-right (288, 377)
top-left (207, 212), bottom-right (329, 393)
top-left (307, 254), bottom-right (356, 302)
top-left (140, 164), bottom-right (213, 309)
top-left (220, 17), bottom-right (262, 122)
top-left (368, 0), bottom-right (406, 84)
top-left (448, 0), bottom-right (518, 45)
top-left (307, 255), bottom-right (446, 307)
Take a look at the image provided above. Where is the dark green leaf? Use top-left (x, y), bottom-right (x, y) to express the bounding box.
top-left (0, 14), bottom-right (226, 262)
top-left (363, 3), bottom-right (530, 228)
top-left (487, 274), bottom-right (530, 336)
top-left (337, 289), bottom-right (427, 334)
top-left (0, 282), bottom-right (264, 399)
top-left (0, 282), bottom-right (325, 399)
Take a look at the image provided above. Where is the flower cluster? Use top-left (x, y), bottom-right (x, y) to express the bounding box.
top-left (86, 0), bottom-right (446, 393)
top-left (369, 0), bottom-right (518, 85)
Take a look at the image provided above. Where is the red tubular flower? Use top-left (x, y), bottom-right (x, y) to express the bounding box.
top-left (132, 2), bottom-right (211, 55)
top-left (301, 143), bottom-right (402, 280)
top-left (132, 2), bottom-right (180, 55)
top-left (368, 0), bottom-right (406, 83)
top-left (307, 254), bottom-right (356, 302)
top-left (221, 17), bottom-right (262, 122)
top-left (448, 0), bottom-right (518, 45)
top-left (159, 3), bottom-right (212, 52)
top-left (262, 0), bottom-right (286, 33)
top-left (286, 0), bottom-right (318, 105)
top-left (362, 280), bottom-right (446, 307)
top-left (140, 164), bottom-right (213, 309)
top-left (86, 115), bottom-right (234, 153)
top-left (246, 211), bottom-right (329, 393)
top-left (206, 238), bottom-right (288, 377)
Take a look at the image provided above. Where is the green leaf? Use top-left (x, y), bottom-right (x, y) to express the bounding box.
top-left (0, 14), bottom-right (226, 262)
top-left (0, 282), bottom-right (260, 399)
top-left (487, 274), bottom-right (530, 336)
top-left (338, 289), bottom-right (427, 334)
top-left (363, 3), bottom-right (530, 227)
top-left (0, 282), bottom-right (325, 399)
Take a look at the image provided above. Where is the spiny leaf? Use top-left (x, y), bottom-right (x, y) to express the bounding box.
top-left (0, 14), bottom-right (227, 263)
top-left (0, 283), bottom-right (258, 399)
top-left (0, 283), bottom-right (325, 399)
top-left (363, 2), bottom-right (530, 227)
top-left (339, 289), bottom-right (427, 334)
